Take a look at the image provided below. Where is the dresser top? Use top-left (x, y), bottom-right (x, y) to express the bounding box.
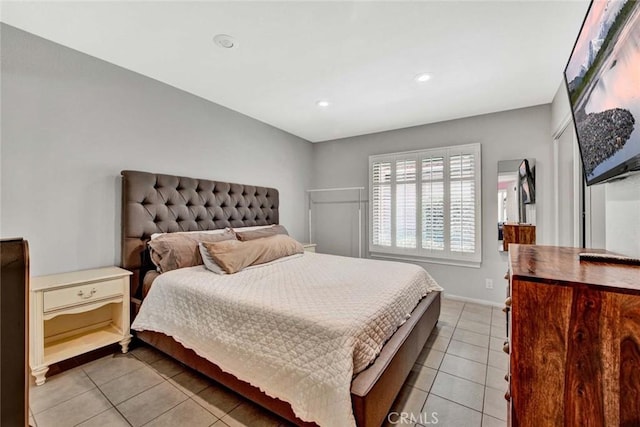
top-left (31, 266), bottom-right (131, 291)
top-left (509, 245), bottom-right (640, 293)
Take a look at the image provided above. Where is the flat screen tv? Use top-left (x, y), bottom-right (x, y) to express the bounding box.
top-left (519, 159), bottom-right (535, 204)
top-left (564, 0), bottom-right (640, 185)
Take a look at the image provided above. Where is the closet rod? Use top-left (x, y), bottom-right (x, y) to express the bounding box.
top-left (307, 186), bottom-right (365, 193)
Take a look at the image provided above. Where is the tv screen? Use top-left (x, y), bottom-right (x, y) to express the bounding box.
top-left (518, 159), bottom-right (535, 204)
top-left (564, 0), bottom-right (640, 185)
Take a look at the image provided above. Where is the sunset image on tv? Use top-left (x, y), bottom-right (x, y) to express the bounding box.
top-left (565, 0), bottom-right (640, 184)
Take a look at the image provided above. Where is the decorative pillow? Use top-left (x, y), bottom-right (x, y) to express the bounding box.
top-left (199, 242), bottom-right (226, 275)
top-left (202, 234), bottom-right (303, 274)
top-left (150, 228), bottom-right (229, 240)
top-left (148, 228), bottom-right (236, 273)
top-left (231, 225), bottom-right (274, 233)
top-left (235, 224), bottom-right (289, 241)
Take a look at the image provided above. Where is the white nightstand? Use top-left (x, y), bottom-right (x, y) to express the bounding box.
top-left (302, 243), bottom-right (317, 253)
top-left (30, 266), bottom-right (132, 385)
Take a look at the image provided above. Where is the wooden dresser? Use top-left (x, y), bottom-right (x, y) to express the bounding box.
top-left (506, 245), bottom-right (640, 427)
top-left (502, 224), bottom-right (536, 251)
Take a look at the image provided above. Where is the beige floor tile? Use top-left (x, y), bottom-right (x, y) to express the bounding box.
top-left (438, 314), bottom-right (459, 328)
top-left (76, 408), bottom-right (130, 427)
top-left (415, 347), bottom-right (445, 369)
top-left (456, 319), bottom-right (491, 335)
top-left (440, 306), bottom-right (463, 318)
top-left (83, 353), bottom-right (146, 385)
top-left (150, 356), bottom-right (186, 379)
top-left (29, 414), bottom-right (36, 427)
top-left (130, 345), bottom-right (166, 365)
top-left (30, 369), bottom-right (96, 414)
top-left (485, 366), bottom-right (507, 391)
top-left (446, 340), bottom-right (488, 364)
top-left (191, 384), bottom-right (244, 418)
top-left (99, 365), bottom-right (164, 405)
top-left (431, 324), bottom-right (454, 338)
top-left (431, 372), bottom-right (485, 411)
top-left (490, 324), bottom-right (507, 339)
top-left (387, 385), bottom-right (429, 424)
top-left (221, 402), bottom-right (283, 427)
top-left (168, 369), bottom-right (211, 397)
top-left (441, 299), bottom-right (465, 310)
top-left (34, 388), bottom-right (111, 427)
top-left (462, 303), bottom-right (492, 315)
top-left (439, 354), bottom-right (487, 385)
top-left (492, 312), bottom-right (506, 325)
top-left (483, 413), bottom-right (507, 427)
top-left (425, 334), bottom-right (451, 352)
top-left (117, 381), bottom-right (188, 426)
top-left (422, 393), bottom-right (482, 426)
top-left (406, 364), bottom-right (438, 392)
top-left (460, 311), bottom-right (492, 325)
top-left (489, 336), bottom-right (505, 351)
top-left (483, 387), bottom-right (508, 421)
top-left (211, 420), bottom-right (231, 427)
top-left (452, 328), bottom-right (490, 348)
top-left (145, 399), bottom-right (218, 427)
top-left (488, 350), bottom-right (509, 370)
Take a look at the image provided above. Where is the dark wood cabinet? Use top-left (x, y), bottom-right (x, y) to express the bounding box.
top-left (507, 245), bottom-right (640, 426)
top-left (0, 238), bottom-right (29, 426)
top-left (502, 224), bottom-right (535, 251)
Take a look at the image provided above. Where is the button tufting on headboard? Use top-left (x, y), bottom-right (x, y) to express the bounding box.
top-left (121, 170), bottom-right (279, 297)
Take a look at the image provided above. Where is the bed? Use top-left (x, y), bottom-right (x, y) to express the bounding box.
top-left (121, 170), bottom-right (442, 427)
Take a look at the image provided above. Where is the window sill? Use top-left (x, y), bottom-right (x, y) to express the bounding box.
top-left (369, 252), bottom-right (481, 268)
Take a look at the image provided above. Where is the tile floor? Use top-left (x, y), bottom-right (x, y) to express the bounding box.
top-left (29, 298), bottom-right (509, 427)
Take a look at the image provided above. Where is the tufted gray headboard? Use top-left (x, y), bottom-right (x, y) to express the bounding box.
top-left (121, 170), bottom-right (279, 297)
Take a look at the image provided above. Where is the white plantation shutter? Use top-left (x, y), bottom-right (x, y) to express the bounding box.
top-left (369, 144), bottom-right (481, 266)
top-left (396, 159), bottom-right (416, 248)
top-left (372, 162), bottom-right (392, 246)
top-left (450, 153), bottom-right (476, 253)
top-left (421, 157), bottom-right (445, 251)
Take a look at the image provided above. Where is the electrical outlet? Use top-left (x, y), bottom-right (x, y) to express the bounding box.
top-left (485, 279), bottom-right (494, 289)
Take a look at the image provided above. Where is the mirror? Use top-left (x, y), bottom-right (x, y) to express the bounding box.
top-left (498, 159), bottom-right (536, 251)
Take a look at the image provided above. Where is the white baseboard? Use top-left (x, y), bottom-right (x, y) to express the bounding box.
top-left (442, 293), bottom-right (502, 308)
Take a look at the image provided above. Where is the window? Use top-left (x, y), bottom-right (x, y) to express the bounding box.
top-left (369, 143), bottom-right (481, 266)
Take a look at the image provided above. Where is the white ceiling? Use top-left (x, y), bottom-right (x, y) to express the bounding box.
top-left (1, 1), bottom-right (589, 142)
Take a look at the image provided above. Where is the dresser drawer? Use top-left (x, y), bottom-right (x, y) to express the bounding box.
top-left (43, 278), bottom-right (124, 312)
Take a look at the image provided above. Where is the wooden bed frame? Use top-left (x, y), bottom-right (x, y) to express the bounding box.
top-left (120, 170), bottom-right (441, 427)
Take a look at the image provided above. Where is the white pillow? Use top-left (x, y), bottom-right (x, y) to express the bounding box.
top-left (199, 242), bottom-right (226, 274)
top-left (151, 228), bottom-right (228, 240)
top-left (231, 225), bottom-right (275, 233)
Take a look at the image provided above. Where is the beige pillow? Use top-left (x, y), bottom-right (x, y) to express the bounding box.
top-left (235, 224), bottom-right (289, 241)
top-left (148, 228), bottom-right (236, 273)
top-left (202, 234), bottom-right (303, 274)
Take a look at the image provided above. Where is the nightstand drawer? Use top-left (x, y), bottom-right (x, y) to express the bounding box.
top-left (43, 278), bottom-right (123, 312)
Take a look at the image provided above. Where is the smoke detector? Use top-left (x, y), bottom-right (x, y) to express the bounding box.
top-left (213, 34), bottom-right (237, 49)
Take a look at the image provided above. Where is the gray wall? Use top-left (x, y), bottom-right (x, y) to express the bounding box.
top-left (312, 105), bottom-right (553, 304)
top-left (0, 24), bottom-right (313, 276)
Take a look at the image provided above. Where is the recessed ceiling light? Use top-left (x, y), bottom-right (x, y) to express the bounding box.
top-left (316, 100), bottom-right (330, 108)
top-left (213, 34), bottom-right (236, 49)
top-left (414, 73), bottom-right (431, 83)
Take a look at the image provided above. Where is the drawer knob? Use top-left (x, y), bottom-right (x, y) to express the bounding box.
top-left (504, 373), bottom-right (509, 382)
top-left (505, 297), bottom-right (512, 307)
top-left (78, 288), bottom-right (97, 299)
top-left (503, 342), bottom-right (510, 354)
top-left (505, 390), bottom-right (511, 401)
top-left (502, 306), bottom-right (510, 313)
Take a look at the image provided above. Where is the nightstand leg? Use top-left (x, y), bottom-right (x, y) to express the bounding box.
top-left (32, 366), bottom-right (49, 386)
top-left (119, 334), bottom-right (132, 353)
